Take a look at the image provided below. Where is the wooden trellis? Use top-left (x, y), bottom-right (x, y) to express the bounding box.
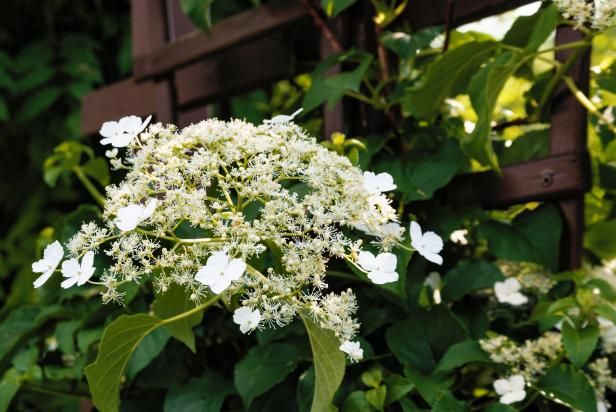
top-left (81, 0), bottom-right (590, 270)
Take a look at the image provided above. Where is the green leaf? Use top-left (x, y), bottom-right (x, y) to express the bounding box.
top-left (377, 139), bottom-right (463, 202)
top-left (181, 0), bottom-right (215, 32)
top-left (234, 342), bottom-right (301, 407)
top-left (585, 220), bottom-right (616, 260)
top-left (485, 404), bottom-right (517, 412)
top-left (499, 129), bottom-right (549, 166)
top-left (384, 374), bottom-right (413, 404)
top-left (404, 367), bottom-right (453, 406)
top-left (16, 87), bottom-right (62, 122)
top-left (342, 391), bottom-right (375, 412)
top-left (82, 157), bottom-right (110, 187)
top-left (381, 27), bottom-right (442, 59)
top-left (84, 314), bottom-right (163, 412)
top-left (435, 341), bottom-right (491, 372)
top-left (0, 97), bottom-right (8, 122)
top-left (125, 327), bottom-right (170, 381)
top-left (441, 260), bottom-right (504, 302)
top-left (321, 0), bottom-right (358, 17)
top-left (407, 41), bottom-right (497, 119)
top-left (301, 315), bottom-right (346, 412)
top-left (0, 369), bottom-right (21, 412)
top-left (366, 385), bottom-right (387, 410)
top-left (537, 364), bottom-right (597, 412)
top-left (361, 368), bottom-right (383, 388)
top-left (14, 66), bottom-right (55, 94)
top-left (503, 4), bottom-right (559, 51)
top-left (561, 322), bottom-right (598, 368)
top-left (164, 373), bottom-right (235, 412)
top-left (464, 51), bottom-right (525, 168)
top-left (479, 203), bottom-right (562, 271)
top-left (432, 391), bottom-right (466, 412)
top-left (153, 284), bottom-right (203, 352)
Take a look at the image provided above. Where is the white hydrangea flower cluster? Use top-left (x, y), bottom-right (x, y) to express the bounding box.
top-left (34, 114), bottom-right (446, 361)
top-left (588, 357), bottom-right (616, 411)
top-left (480, 332), bottom-right (562, 381)
top-left (553, 0), bottom-right (616, 31)
top-left (498, 260), bottom-right (556, 295)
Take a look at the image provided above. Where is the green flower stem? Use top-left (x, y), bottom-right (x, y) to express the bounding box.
top-left (395, 242), bottom-right (415, 253)
top-left (326, 270), bottom-right (367, 282)
top-left (563, 75), bottom-right (616, 135)
top-left (160, 294), bottom-right (222, 326)
top-left (72, 165), bottom-right (106, 207)
top-left (21, 382), bottom-right (89, 400)
top-left (246, 264), bottom-right (269, 282)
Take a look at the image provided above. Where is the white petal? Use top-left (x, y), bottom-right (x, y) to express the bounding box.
top-left (118, 115), bottom-right (144, 133)
top-left (32, 259), bottom-right (50, 273)
top-left (138, 115), bottom-right (152, 134)
top-left (209, 277), bottom-right (232, 294)
top-left (500, 390), bottom-right (526, 404)
top-left (421, 251), bottom-right (443, 265)
top-left (115, 205), bottom-right (144, 231)
top-left (99, 121), bottom-right (120, 138)
top-left (233, 307), bottom-right (253, 324)
top-left (506, 292), bottom-right (528, 306)
top-left (374, 172), bottom-right (396, 192)
top-left (223, 258), bottom-right (246, 281)
top-left (410, 221), bottom-right (422, 245)
top-left (493, 379), bottom-right (510, 396)
top-left (141, 199), bottom-right (158, 220)
top-left (60, 276), bottom-right (79, 289)
top-left (81, 251), bottom-right (95, 272)
top-left (207, 251), bottom-right (230, 272)
top-left (375, 252), bottom-right (397, 272)
top-left (368, 270), bottom-right (399, 284)
top-left (424, 272), bottom-right (442, 289)
top-left (194, 266), bottom-right (221, 286)
top-left (422, 231), bottom-right (443, 253)
top-left (61, 259), bottom-right (80, 278)
top-left (357, 251), bottom-right (377, 272)
top-left (33, 270), bottom-right (55, 288)
top-left (43, 241), bottom-right (64, 265)
top-left (509, 375), bottom-right (525, 391)
top-left (503, 278), bottom-right (521, 293)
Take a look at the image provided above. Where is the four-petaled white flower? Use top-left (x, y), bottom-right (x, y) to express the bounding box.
top-left (264, 108), bottom-right (303, 124)
top-left (356, 251), bottom-right (398, 284)
top-left (115, 199), bottom-right (158, 232)
top-left (100, 114), bottom-right (152, 148)
top-left (494, 278), bottom-right (528, 306)
top-left (32, 241), bottom-right (64, 288)
top-left (410, 221), bottom-right (443, 265)
top-left (195, 251), bottom-right (246, 294)
top-left (493, 375), bottom-right (526, 405)
top-left (233, 307), bottom-right (261, 334)
top-left (60, 251), bottom-right (96, 289)
top-left (363, 171), bottom-right (396, 193)
top-left (339, 340), bottom-right (363, 361)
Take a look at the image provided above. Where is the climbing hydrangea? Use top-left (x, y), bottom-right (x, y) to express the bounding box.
top-left (553, 0), bottom-right (616, 31)
top-left (36, 115), bottom-right (445, 360)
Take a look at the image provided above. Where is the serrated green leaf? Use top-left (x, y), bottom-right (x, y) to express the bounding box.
top-left (301, 315), bottom-right (346, 412)
top-left (84, 314), bottom-right (163, 412)
top-left (537, 364), bottom-right (597, 412)
top-left (561, 322), bottom-right (598, 368)
top-left (153, 284), bottom-right (203, 353)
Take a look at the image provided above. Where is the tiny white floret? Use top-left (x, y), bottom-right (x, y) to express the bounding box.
top-left (99, 114), bottom-right (152, 148)
top-left (32, 241), bottom-right (64, 288)
top-left (195, 251), bottom-right (246, 294)
top-left (264, 108), bottom-right (303, 124)
top-left (233, 306), bottom-right (261, 334)
top-left (339, 340), bottom-right (363, 361)
top-left (105, 148), bottom-right (118, 158)
top-left (494, 278), bottom-right (528, 306)
top-left (60, 251), bottom-right (96, 289)
top-left (410, 221), bottom-right (443, 265)
top-left (493, 375), bottom-right (526, 405)
top-left (115, 199), bottom-right (158, 232)
top-left (356, 251), bottom-right (398, 284)
top-left (363, 171), bottom-right (397, 193)
top-left (450, 229), bottom-right (468, 245)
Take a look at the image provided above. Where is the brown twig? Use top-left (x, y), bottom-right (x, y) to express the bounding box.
top-left (442, 0), bottom-right (456, 52)
top-left (374, 24), bottom-right (390, 82)
top-left (492, 117), bottom-right (531, 131)
top-left (300, 0), bottom-right (344, 53)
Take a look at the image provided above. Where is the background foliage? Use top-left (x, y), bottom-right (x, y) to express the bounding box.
top-left (2, 0), bottom-right (616, 411)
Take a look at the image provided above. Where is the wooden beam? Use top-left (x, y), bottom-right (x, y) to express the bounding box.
top-left (81, 79), bottom-right (173, 136)
top-left (174, 34), bottom-right (294, 108)
top-left (132, 0), bottom-right (168, 59)
top-left (133, 0), bottom-right (308, 81)
top-left (446, 152), bottom-right (590, 209)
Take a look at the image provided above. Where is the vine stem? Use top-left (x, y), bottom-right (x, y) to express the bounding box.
top-left (160, 294), bottom-right (222, 325)
top-left (72, 166), bottom-right (106, 207)
top-left (563, 76), bottom-right (616, 135)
